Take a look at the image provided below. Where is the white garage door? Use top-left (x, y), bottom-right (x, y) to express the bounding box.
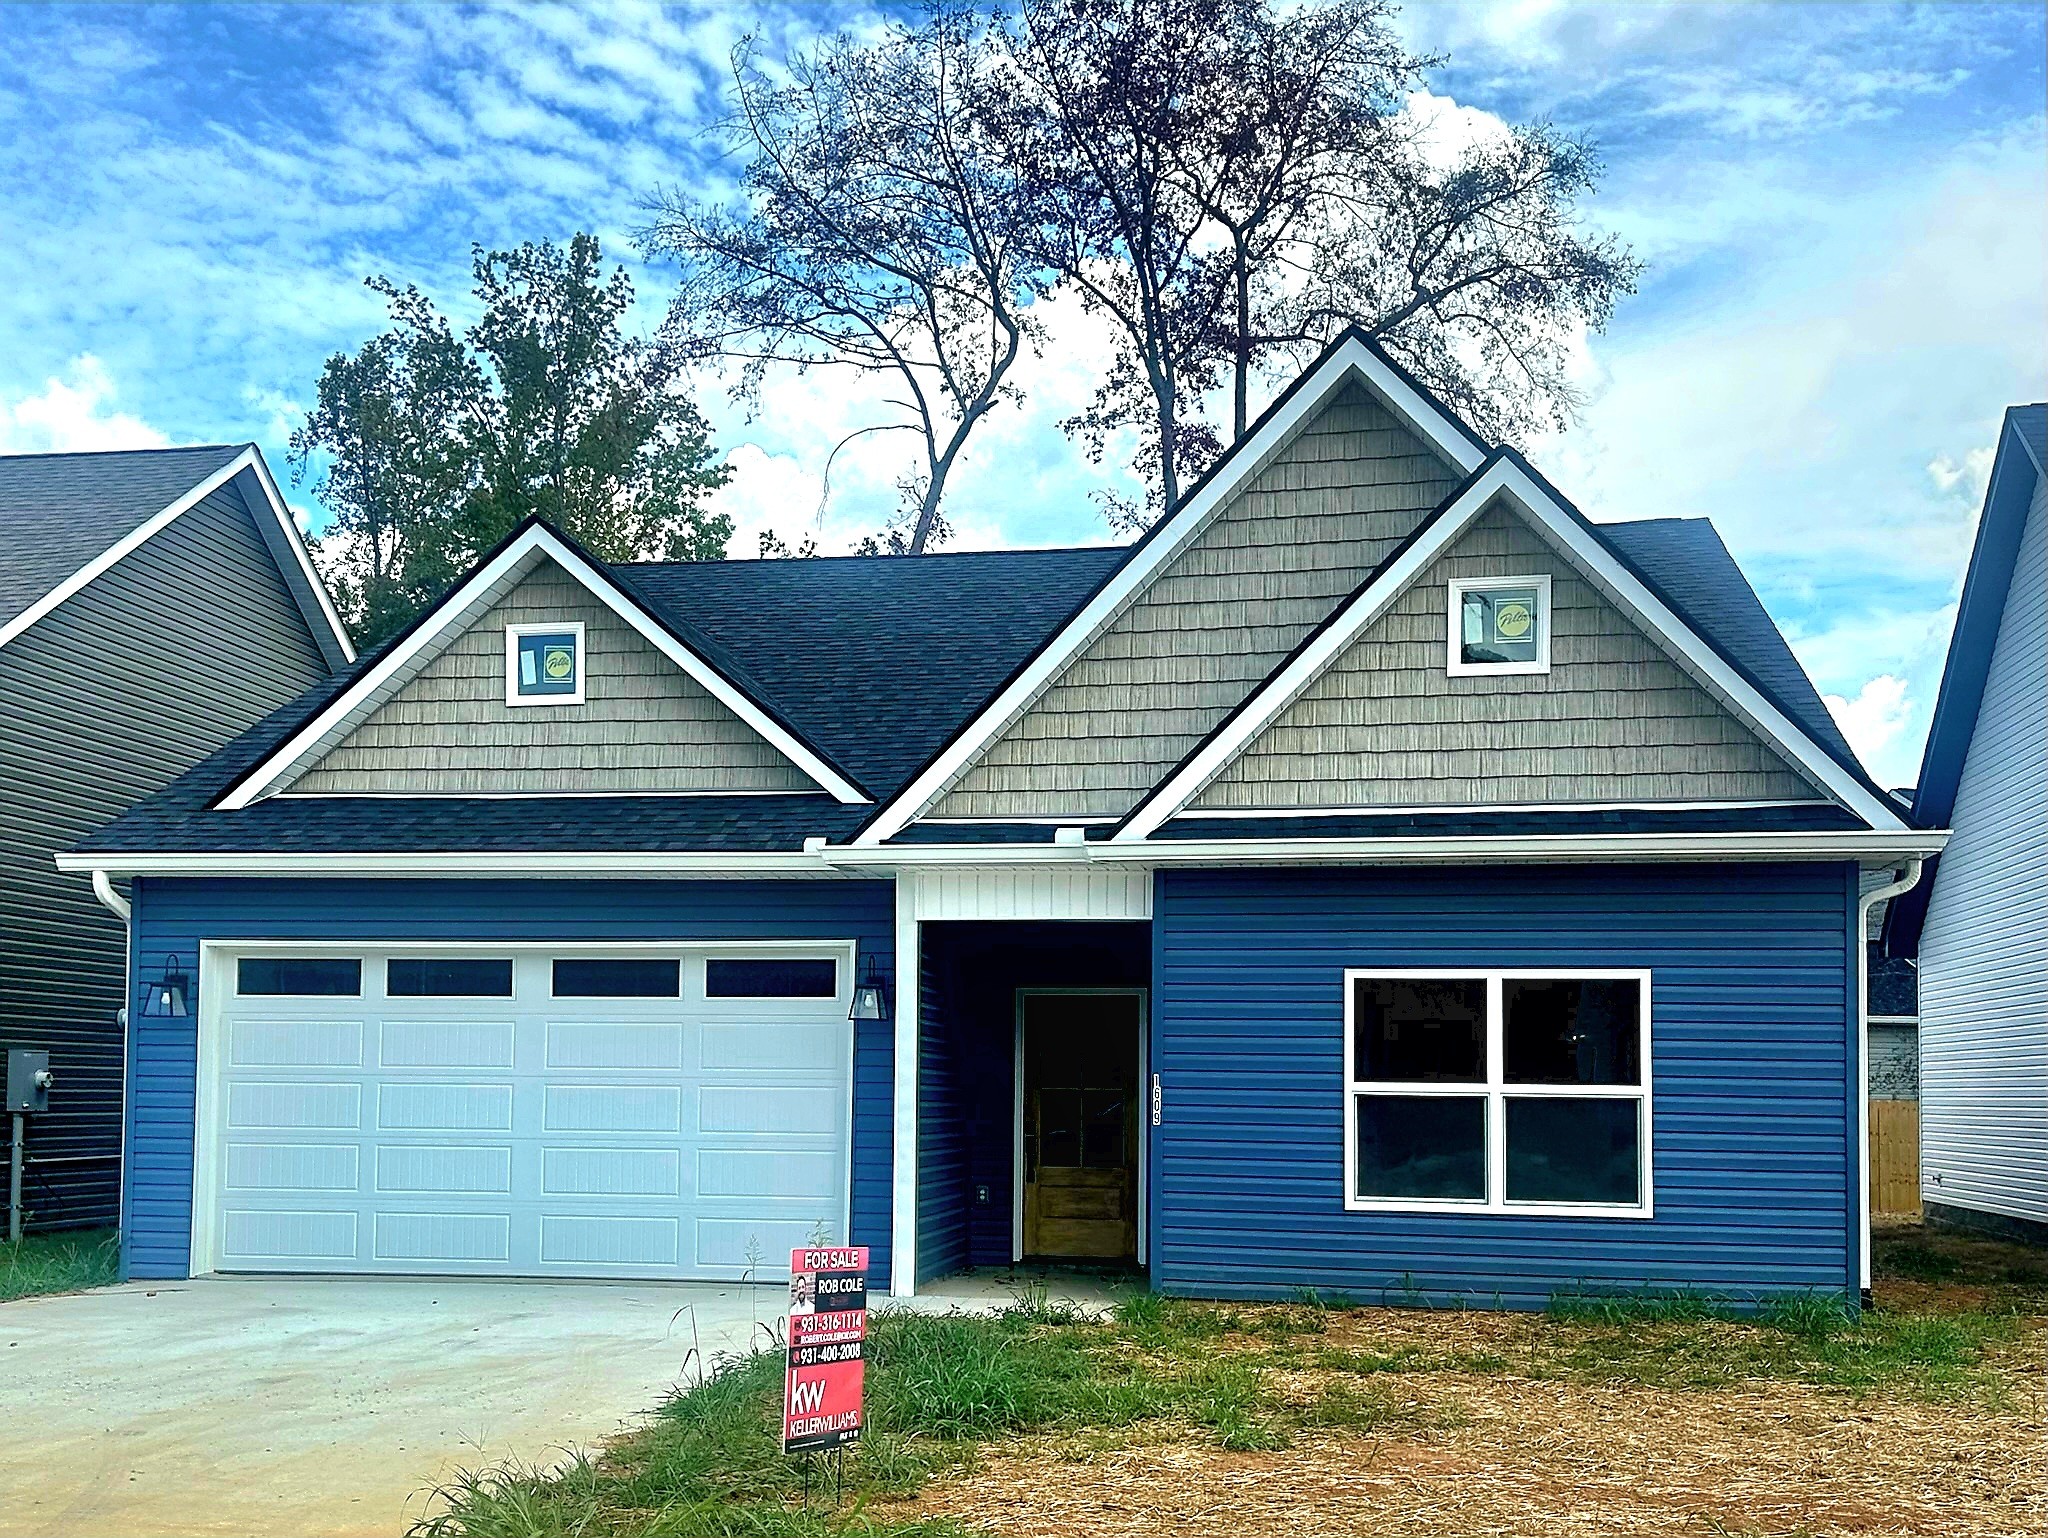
top-left (202, 946), bottom-right (854, 1280)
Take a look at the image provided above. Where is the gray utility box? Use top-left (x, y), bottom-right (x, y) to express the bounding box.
top-left (7, 1050), bottom-right (50, 1114)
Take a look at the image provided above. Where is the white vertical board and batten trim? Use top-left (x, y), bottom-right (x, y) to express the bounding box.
top-left (854, 338), bottom-right (1489, 846)
top-left (0, 446), bottom-right (354, 663)
top-left (1117, 459), bottom-right (1909, 840)
top-left (218, 525), bottom-right (867, 808)
top-left (910, 867), bottom-right (1152, 921)
top-left (1918, 471), bottom-right (2048, 1227)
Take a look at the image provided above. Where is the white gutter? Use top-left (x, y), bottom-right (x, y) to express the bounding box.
top-left (62, 827), bottom-right (1949, 881)
top-left (90, 869), bottom-right (132, 921)
top-left (1856, 858), bottom-right (1924, 1297)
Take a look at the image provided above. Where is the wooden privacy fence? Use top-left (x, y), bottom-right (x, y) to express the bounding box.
top-left (1870, 1099), bottom-right (1922, 1217)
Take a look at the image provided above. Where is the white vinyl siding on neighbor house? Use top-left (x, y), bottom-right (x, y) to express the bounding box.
top-left (196, 944), bottom-right (855, 1280)
top-left (1919, 472), bottom-right (2048, 1225)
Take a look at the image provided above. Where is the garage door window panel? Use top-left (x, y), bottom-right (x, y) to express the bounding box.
top-left (703, 958), bottom-right (838, 999)
top-left (387, 958), bottom-right (514, 998)
top-left (237, 958), bottom-right (362, 996)
top-left (552, 958), bottom-right (681, 997)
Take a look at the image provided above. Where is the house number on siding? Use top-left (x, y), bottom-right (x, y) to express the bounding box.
top-left (1151, 1074), bottom-right (1163, 1126)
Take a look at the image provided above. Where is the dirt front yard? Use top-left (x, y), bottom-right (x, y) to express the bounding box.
top-left (421, 1223), bottom-right (2048, 1538)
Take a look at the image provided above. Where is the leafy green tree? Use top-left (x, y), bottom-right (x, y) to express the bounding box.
top-left (293, 234), bottom-right (733, 646)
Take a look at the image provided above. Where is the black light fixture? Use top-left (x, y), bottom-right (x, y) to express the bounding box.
top-left (140, 955), bottom-right (190, 1018)
top-left (848, 958), bottom-right (888, 1022)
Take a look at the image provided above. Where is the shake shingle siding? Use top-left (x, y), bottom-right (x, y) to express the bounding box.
top-left (120, 876), bottom-right (899, 1286)
top-left (289, 562), bottom-right (813, 795)
top-left (1150, 864), bottom-right (1858, 1305)
top-left (930, 386), bottom-right (1464, 818)
top-left (1197, 506), bottom-right (1824, 809)
top-left (0, 484), bottom-right (330, 1227)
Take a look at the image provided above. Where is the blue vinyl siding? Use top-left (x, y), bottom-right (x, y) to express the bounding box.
top-left (1151, 863), bottom-right (1859, 1307)
top-left (122, 876), bottom-right (896, 1286)
top-left (916, 943), bottom-right (970, 1283)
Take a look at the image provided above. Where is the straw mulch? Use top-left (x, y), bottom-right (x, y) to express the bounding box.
top-left (900, 1327), bottom-right (2047, 1537)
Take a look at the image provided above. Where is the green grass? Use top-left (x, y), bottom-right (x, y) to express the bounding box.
top-left (416, 1239), bottom-right (2046, 1538)
top-left (0, 1226), bottom-right (119, 1303)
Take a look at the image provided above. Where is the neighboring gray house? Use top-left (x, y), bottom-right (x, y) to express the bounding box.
top-left (0, 445), bottom-right (351, 1229)
top-left (1887, 404), bottom-right (2048, 1243)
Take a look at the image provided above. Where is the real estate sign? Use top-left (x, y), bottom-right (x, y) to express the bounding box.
top-left (783, 1245), bottom-right (868, 1454)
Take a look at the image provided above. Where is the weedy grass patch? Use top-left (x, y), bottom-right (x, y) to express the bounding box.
top-left (0, 1226), bottom-right (118, 1303)
top-left (415, 1230), bottom-right (2046, 1538)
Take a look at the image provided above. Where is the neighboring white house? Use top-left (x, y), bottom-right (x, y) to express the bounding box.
top-left (1888, 403), bottom-right (2048, 1242)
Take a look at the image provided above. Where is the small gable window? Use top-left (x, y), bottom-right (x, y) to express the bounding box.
top-left (1448, 575), bottom-right (1551, 677)
top-left (505, 621), bottom-right (585, 706)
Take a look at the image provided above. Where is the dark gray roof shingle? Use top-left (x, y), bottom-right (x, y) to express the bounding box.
top-left (0, 444), bottom-right (247, 628)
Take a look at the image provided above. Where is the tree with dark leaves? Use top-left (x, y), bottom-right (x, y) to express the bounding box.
top-left (292, 235), bottom-right (732, 645)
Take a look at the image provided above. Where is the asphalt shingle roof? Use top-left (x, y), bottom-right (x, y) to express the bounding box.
top-left (76, 512), bottom-right (1861, 856)
top-left (0, 445), bottom-right (246, 629)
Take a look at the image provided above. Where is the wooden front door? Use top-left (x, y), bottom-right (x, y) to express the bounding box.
top-left (1020, 992), bottom-right (1140, 1262)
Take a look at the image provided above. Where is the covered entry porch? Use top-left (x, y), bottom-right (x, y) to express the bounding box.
top-left (905, 919), bottom-right (1151, 1291)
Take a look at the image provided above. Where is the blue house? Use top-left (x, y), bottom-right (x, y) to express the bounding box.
top-left (67, 334), bottom-right (1943, 1306)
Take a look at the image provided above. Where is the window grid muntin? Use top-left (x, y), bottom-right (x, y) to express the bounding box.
top-left (1342, 968), bottom-right (1652, 1217)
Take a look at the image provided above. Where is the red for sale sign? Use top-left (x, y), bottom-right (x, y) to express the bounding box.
top-left (783, 1246), bottom-right (868, 1453)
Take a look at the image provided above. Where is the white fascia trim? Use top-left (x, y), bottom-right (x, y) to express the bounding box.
top-left (0, 446), bottom-right (351, 663)
top-left (1116, 458), bottom-right (1912, 840)
top-left (854, 337), bottom-right (1489, 846)
top-left (240, 449), bottom-right (357, 664)
top-left (1172, 798), bottom-right (1827, 819)
top-left (267, 788), bottom-right (831, 801)
top-left (1088, 830), bottom-right (1947, 865)
top-left (216, 524), bottom-right (867, 809)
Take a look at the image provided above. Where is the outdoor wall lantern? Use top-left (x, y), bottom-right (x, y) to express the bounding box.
top-left (140, 956), bottom-right (190, 1018)
top-left (848, 961), bottom-right (889, 1022)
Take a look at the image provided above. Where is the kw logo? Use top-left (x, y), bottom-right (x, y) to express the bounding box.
top-left (789, 1378), bottom-right (827, 1415)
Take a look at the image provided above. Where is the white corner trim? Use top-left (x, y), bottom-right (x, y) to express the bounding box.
top-left (503, 620), bottom-right (587, 706)
top-left (0, 446), bottom-right (352, 664)
top-left (1445, 572), bottom-right (1551, 678)
top-left (854, 336), bottom-right (1489, 846)
top-left (890, 877), bottom-right (920, 1297)
top-left (239, 449), bottom-right (357, 664)
top-left (1116, 457), bottom-right (1912, 841)
top-left (216, 524), bottom-right (868, 809)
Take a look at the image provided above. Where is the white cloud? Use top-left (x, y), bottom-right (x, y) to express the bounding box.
top-left (1824, 674), bottom-right (1916, 784)
top-left (0, 355), bottom-right (168, 452)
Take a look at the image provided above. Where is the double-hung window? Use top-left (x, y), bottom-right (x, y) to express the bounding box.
top-left (1343, 969), bottom-right (1652, 1216)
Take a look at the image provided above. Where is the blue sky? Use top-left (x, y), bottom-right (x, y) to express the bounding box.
top-left (0, 2), bottom-right (2041, 787)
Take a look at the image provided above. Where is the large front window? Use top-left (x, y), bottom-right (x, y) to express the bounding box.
top-left (1343, 970), bottom-right (1652, 1215)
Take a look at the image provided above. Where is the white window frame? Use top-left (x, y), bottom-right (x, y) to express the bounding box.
top-left (1341, 967), bottom-right (1654, 1219)
top-left (1446, 574), bottom-right (1552, 677)
top-left (504, 621), bottom-right (587, 707)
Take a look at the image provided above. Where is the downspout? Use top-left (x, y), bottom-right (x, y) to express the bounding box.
top-left (1857, 858), bottom-right (1923, 1300)
top-left (87, 869), bottom-right (133, 1274)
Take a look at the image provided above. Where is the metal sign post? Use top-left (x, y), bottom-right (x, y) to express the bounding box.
top-left (783, 1243), bottom-right (868, 1479)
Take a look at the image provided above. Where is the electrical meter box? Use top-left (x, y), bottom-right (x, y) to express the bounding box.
top-left (6, 1050), bottom-right (50, 1114)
